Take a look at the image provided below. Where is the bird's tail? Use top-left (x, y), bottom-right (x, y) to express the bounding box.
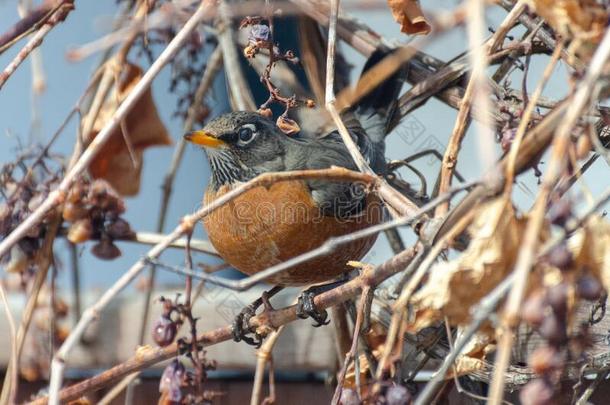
top-left (354, 47), bottom-right (405, 146)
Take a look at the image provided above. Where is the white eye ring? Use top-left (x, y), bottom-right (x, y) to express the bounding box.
top-left (237, 123), bottom-right (257, 145)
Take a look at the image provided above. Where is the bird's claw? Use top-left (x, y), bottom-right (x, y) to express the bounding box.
top-left (296, 291), bottom-right (330, 327)
top-left (232, 307), bottom-right (263, 348)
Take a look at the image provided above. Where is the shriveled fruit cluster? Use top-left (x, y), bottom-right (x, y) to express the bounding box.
top-left (152, 295), bottom-right (181, 347)
top-left (239, 16), bottom-right (315, 135)
top-left (63, 178), bottom-right (134, 260)
top-left (154, 295), bottom-right (218, 404)
top-left (0, 159), bottom-right (62, 274)
top-left (519, 198), bottom-right (606, 405)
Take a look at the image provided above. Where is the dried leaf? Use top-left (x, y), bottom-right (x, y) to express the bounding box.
top-left (569, 215), bottom-right (610, 290)
top-left (410, 198), bottom-right (547, 330)
top-left (276, 115), bottom-right (300, 135)
top-left (86, 61), bottom-right (172, 196)
top-left (67, 398), bottom-right (92, 405)
top-left (446, 355), bottom-right (486, 379)
top-left (529, 0), bottom-right (607, 62)
top-left (387, 0), bottom-right (431, 35)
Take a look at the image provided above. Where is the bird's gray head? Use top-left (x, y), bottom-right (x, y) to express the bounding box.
top-left (184, 111), bottom-right (289, 189)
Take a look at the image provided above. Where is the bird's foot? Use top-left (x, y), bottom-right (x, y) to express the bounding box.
top-left (231, 286), bottom-right (283, 347)
top-left (232, 306), bottom-right (263, 348)
top-left (296, 290), bottom-right (330, 327)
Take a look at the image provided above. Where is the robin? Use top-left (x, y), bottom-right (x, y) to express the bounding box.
top-left (185, 49), bottom-right (403, 346)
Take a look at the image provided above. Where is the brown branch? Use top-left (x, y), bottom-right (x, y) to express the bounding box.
top-left (487, 27), bottom-right (610, 405)
top-left (0, 0), bottom-right (216, 275)
top-left (251, 325), bottom-right (285, 405)
top-left (0, 215), bottom-right (62, 404)
top-left (46, 167), bottom-right (377, 402)
top-left (29, 245), bottom-right (420, 404)
top-left (332, 284), bottom-right (372, 404)
top-left (0, 0), bottom-right (62, 54)
top-left (217, 0), bottom-right (257, 111)
top-left (0, 0), bottom-right (74, 90)
top-left (0, 283), bottom-right (17, 405)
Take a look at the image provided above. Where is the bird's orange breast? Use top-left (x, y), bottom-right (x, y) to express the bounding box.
top-left (203, 180), bottom-right (383, 286)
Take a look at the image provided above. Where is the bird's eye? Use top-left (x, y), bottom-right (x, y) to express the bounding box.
top-left (237, 125), bottom-right (256, 145)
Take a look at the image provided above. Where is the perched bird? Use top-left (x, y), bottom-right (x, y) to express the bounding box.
top-left (185, 49), bottom-right (403, 343)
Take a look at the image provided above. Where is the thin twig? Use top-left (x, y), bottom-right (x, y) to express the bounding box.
top-left (30, 245), bottom-right (421, 404)
top-left (151, 181), bottom-right (474, 291)
top-left (487, 27), bottom-right (610, 405)
top-left (332, 285), bottom-right (372, 405)
top-left (0, 0), bottom-right (216, 270)
top-left (251, 325), bottom-right (285, 405)
top-left (435, 0), bottom-right (499, 217)
top-left (0, 216), bottom-right (61, 404)
top-left (575, 370), bottom-right (610, 405)
top-left (218, 0), bottom-right (257, 111)
top-left (46, 168), bottom-right (374, 403)
top-left (504, 43), bottom-right (563, 190)
top-left (0, 283), bottom-right (18, 405)
top-left (138, 44), bottom-right (223, 346)
top-left (0, 0), bottom-right (74, 90)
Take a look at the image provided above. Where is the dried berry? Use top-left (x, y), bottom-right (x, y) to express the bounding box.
top-left (243, 44), bottom-right (257, 59)
top-left (305, 99), bottom-right (316, 108)
top-left (159, 359), bottom-right (185, 402)
top-left (538, 313), bottom-right (567, 345)
top-left (528, 345), bottom-right (563, 375)
top-left (576, 134), bottom-right (591, 160)
top-left (6, 245), bottom-right (28, 274)
top-left (339, 388), bottom-right (361, 405)
top-left (548, 198), bottom-right (572, 227)
top-left (546, 282), bottom-right (569, 316)
top-left (276, 115), bottom-right (300, 135)
top-left (88, 179), bottom-right (123, 213)
top-left (501, 127), bottom-right (517, 152)
top-left (106, 218), bottom-right (134, 239)
top-left (91, 240), bottom-right (121, 260)
top-left (576, 275), bottom-right (604, 301)
top-left (519, 378), bottom-right (554, 405)
top-left (152, 315), bottom-right (177, 347)
top-left (386, 384), bottom-right (412, 405)
top-left (249, 24), bottom-right (271, 43)
top-left (546, 243), bottom-right (573, 270)
top-left (67, 219), bottom-right (93, 244)
top-left (27, 193), bottom-right (45, 212)
top-left (0, 203), bottom-right (11, 235)
top-left (67, 181), bottom-right (87, 204)
top-left (258, 108), bottom-right (272, 118)
top-left (522, 291), bottom-right (547, 327)
top-left (62, 202), bottom-right (88, 222)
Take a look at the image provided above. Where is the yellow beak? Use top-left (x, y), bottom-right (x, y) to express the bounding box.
top-left (184, 130), bottom-right (226, 148)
